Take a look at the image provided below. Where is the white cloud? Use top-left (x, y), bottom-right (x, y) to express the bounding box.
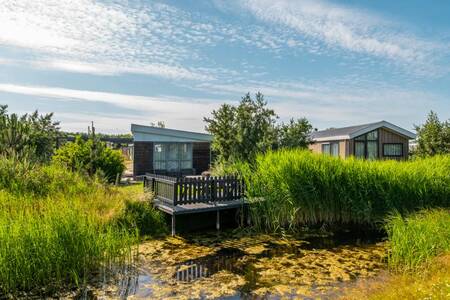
top-left (0, 0), bottom-right (221, 80)
top-left (0, 82), bottom-right (440, 133)
top-left (239, 0), bottom-right (443, 69)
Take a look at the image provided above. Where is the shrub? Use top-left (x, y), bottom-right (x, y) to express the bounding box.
top-left (240, 149), bottom-right (450, 232)
top-left (386, 209), bottom-right (450, 271)
top-left (116, 200), bottom-right (167, 237)
top-left (53, 136), bottom-right (125, 183)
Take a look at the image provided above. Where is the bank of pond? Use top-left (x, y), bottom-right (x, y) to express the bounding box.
top-left (0, 151), bottom-right (449, 298)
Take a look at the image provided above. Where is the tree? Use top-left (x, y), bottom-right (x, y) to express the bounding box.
top-left (53, 136), bottom-right (125, 183)
top-left (204, 93), bottom-right (278, 164)
top-left (0, 105), bottom-right (59, 161)
top-left (413, 111), bottom-right (450, 156)
top-left (277, 118), bottom-right (313, 149)
top-left (204, 104), bottom-right (236, 162)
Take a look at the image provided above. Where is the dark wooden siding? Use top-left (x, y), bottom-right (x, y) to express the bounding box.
top-left (378, 127), bottom-right (409, 160)
top-left (193, 142), bottom-right (211, 175)
top-left (133, 142), bottom-right (153, 177)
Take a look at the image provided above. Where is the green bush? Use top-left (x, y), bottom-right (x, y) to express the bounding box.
top-left (53, 136), bottom-right (125, 183)
top-left (386, 209), bottom-right (450, 271)
top-left (240, 149), bottom-right (450, 232)
top-left (116, 200), bottom-right (168, 237)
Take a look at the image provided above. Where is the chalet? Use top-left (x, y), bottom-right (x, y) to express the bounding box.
top-left (309, 121), bottom-right (416, 160)
top-left (131, 124), bottom-right (212, 177)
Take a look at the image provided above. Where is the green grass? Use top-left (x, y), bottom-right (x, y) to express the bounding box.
top-left (233, 150), bottom-right (450, 232)
top-left (385, 209), bottom-right (450, 271)
top-left (0, 157), bottom-right (166, 295)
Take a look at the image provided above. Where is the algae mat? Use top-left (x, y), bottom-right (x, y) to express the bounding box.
top-left (92, 231), bottom-right (386, 299)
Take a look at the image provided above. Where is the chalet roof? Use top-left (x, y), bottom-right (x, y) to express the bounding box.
top-left (310, 121), bottom-right (416, 142)
top-left (131, 124), bottom-right (212, 143)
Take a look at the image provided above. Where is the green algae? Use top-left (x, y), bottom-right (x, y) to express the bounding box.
top-left (85, 230), bottom-right (387, 299)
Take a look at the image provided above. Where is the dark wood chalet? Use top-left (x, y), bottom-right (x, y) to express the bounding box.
top-left (308, 121), bottom-right (416, 160)
top-left (132, 124), bottom-right (212, 178)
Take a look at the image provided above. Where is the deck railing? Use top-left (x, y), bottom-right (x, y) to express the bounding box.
top-left (144, 174), bottom-right (245, 206)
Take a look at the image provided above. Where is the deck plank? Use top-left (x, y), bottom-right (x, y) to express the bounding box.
top-left (153, 198), bottom-right (248, 215)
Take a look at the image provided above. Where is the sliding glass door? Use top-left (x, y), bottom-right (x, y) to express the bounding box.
top-left (153, 143), bottom-right (193, 172)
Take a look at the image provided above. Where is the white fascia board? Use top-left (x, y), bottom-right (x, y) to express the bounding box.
top-left (349, 121), bottom-right (416, 139)
top-left (313, 135), bottom-right (349, 142)
top-left (131, 124), bottom-right (213, 142)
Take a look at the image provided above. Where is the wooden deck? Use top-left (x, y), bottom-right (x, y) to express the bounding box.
top-left (154, 198), bottom-right (247, 215)
top-left (145, 174), bottom-right (247, 235)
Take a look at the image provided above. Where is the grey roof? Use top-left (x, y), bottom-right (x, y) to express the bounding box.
top-left (131, 124), bottom-right (212, 142)
top-left (311, 121), bottom-right (416, 141)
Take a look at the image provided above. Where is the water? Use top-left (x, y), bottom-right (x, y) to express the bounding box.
top-left (78, 230), bottom-right (386, 299)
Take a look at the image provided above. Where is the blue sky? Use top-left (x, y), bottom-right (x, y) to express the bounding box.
top-left (0, 0), bottom-right (449, 133)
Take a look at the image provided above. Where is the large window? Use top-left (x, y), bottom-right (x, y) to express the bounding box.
top-left (153, 143), bottom-right (193, 171)
top-left (322, 142), bottom-right (339, 157)
top-left (354, 130), bottom-right (378, 159)
top-left (383, 143), bottom-right (403, 157)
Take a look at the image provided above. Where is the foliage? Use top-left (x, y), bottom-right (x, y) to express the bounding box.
top-left (277, 118), bottom-right (313, 149)
top-left (53, 135), bottom-right (125, 183)
top-left (239, 149), bottom-right (450, 232)
top-left (0, 158), bottom-right (142, 295)
top-left (116, 199), bottom-right (167, 237)
top-left (0, 104), bottom-right (59, 161)
top-left (205, 93), bottom-right (278, 163)
top-left (413, 110), bottom-right (450, 157)
top-left (385, 209), bottom-right (450, 271)
top-left (340, 253), bottom-right (450, 300)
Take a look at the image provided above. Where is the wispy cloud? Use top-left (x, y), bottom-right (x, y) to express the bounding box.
top-left (0, 81), bottom-right (442, 132)
top-left (0, 0), bottom-right (224, 80)
top-left (237, 0), bottom-right (445, 73)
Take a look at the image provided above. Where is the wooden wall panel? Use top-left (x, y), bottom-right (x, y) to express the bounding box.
top-left (378, 128), bottom-right (409, 159)
top-left (193, 142), bottom-right (211, 175)
top-left (133, 142), bottom-right (153, 177)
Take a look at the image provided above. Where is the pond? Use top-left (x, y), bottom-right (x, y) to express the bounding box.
top-left (78, 230), bottom-right (386, 299)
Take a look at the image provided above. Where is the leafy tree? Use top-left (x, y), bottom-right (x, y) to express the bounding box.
top-left (413, 111), bottom-right (450, 156)
top-left (204, 93), bottom-right (279, 163)
top-left (53, 135), bottom-right (125, 183)
top-left (277, 118), bottom-right (313, 149)
top-left (203, 104), bottom-right (236, 162)
top-left (0, 105), bottom-right (59, 161)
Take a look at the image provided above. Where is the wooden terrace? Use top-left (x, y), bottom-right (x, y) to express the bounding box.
top-left (144, 174), bottom-right (248, 235)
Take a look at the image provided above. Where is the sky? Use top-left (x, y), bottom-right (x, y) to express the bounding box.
top-left (0, 0), bottom-right (449, 133)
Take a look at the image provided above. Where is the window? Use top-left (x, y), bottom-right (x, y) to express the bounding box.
top-left (322, 142), bottom-right (339, 157)
top-left (153, 143), bottom-right (193, 171)
top-left (383, 143), bottom-right (403, 157)
top-left (353, 129), bottom-right (379, 159)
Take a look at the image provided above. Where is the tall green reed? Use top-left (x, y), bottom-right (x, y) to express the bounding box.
top-left (238, 150), bottom-right (449, 232)
top-left (385, 209), bottom-right (450, 271)
top-left (0, 158), bottom-right (139, 295)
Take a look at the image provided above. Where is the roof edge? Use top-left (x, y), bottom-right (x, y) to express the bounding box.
top-left (349, 121), bottom-right (416, 139)
top-left (131, 124), bottom-right (213, 142)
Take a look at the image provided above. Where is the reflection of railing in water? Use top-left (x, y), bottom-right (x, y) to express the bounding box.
top-left (174, 248), bottom-right (246, 282)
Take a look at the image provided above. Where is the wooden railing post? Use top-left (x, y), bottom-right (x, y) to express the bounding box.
top-left (173, 179), bottom-right (178, 206)
top-left (211, 176), bottom-right (216, 205)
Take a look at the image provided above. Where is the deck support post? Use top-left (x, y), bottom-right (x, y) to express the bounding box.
top-left (172, 214), bottom-right (176, 236)
top-left (216, 210), bottom-right (220, 231)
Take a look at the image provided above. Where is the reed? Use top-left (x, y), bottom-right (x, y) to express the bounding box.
top-left (385, 209), bottom-right (450, 271)
top-left (0, 158), bottom-right (165, 295)
top-left (239, 150), bottom-right (449, 231)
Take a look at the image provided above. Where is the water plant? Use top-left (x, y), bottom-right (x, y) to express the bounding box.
top-left (238, 150), bottom-right (449, 231)
top-left (0, 158), bottom-right (165, 295)
top-left (385, 209), bottom-right (450, 271)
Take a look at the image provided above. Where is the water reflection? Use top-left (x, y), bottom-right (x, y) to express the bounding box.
top-left (78, 230), bottom-right (386, 299)
top-left (174, 248), bottom-right (246, 282)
